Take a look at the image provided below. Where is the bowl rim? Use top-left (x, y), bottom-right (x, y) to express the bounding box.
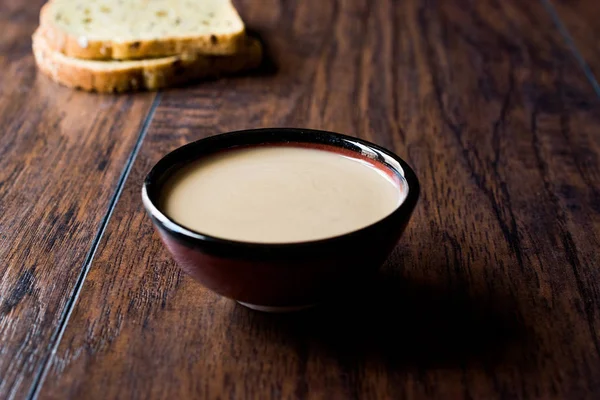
top-left (142, 127), bottom-right (420, 255)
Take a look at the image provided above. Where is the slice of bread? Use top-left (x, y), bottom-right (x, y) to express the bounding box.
top-left (39, 0), bottom-right (246, 60)
top-left (32, 30), bottom-right (262, 92)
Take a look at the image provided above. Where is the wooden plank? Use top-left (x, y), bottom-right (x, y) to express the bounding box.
top-left (0, 1), bottom-right (156, 398)
top-left (548, 0), bottom-right (600, 80)
top-left (40, 0), bottom-right (600, 398)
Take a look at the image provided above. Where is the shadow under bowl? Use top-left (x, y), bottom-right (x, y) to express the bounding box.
top-left (142, 128), bottom-right (419, 312)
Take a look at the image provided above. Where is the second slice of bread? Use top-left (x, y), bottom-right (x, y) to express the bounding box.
top-left (39, 0), bottom-right (246, 60)
top-left (32, 30), bottom-right (262, 92)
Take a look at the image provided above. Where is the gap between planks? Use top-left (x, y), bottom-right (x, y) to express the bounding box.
top-left (25, 94), bottom-right (162, 400)
top-left (541, 0), bottom-right (600, 98)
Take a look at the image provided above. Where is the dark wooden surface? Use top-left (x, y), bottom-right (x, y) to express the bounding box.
top-left (0, 1), bottom-right (157, 399)
top-left (1, 0), bottom-right (599, 399)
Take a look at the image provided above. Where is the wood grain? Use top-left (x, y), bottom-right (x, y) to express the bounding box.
top-left (548, 0), bottom-right (600, 80)
top-left (40, 0), bottom-right (600, 398)
top-left (0, 1), bottom-right (156, 398)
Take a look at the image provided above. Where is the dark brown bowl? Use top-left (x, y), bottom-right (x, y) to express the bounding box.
top-left (142, 128), bottom-right (419, 312)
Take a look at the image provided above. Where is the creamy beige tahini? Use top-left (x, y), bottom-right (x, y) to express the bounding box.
top-left (162, 146), bottom-right (405, 243)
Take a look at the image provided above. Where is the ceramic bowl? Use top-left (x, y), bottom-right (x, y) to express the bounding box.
top-left (142, 128), bottom-right (419, 312)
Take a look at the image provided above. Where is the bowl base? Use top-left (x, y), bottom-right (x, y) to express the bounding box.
top-left (237, 301), bottom-right (316, 313)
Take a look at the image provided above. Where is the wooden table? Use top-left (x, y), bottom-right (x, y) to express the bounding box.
top-left (2, 0), bottom-right (599, 398)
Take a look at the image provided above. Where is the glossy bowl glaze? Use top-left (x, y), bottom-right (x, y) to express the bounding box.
top-left (142, 128), bottom-right (419, 312)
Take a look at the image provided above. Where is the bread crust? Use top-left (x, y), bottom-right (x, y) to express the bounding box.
top-left (32, 31), bottom-right (262, 93)
top-left (38, 1), bottom-right (246, 60)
